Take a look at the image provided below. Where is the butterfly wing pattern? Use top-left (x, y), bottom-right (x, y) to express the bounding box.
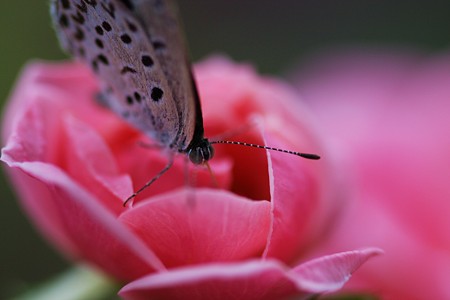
top-left (51, 0), bottom-right (206, 154)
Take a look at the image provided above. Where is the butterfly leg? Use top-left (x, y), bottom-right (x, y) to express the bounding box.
top-left (123, 153), bottom-right (174, 207)
top-left (184, 156), bottom-right (219, 192)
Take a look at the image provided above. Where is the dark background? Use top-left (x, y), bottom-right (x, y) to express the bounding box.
top-left (1, 0), bottom-right (449, 297)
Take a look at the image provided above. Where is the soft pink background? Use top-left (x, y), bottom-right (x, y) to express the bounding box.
top-left (294, 49), bottom-right (450, 299)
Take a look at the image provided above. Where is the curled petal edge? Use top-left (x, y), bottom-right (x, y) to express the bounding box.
top-left (119, 248), bottom-right (382, 299)
top-left (290, 247), bottom-right (383, 293)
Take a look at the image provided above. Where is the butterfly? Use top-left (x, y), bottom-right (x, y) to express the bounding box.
top-left (50, 0), bottom-right (319, 205)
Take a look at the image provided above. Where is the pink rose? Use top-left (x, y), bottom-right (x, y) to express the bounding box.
top-left (1, 57), bottom-right (379, 299)
top-left (294, 50), bottom-right (450, 299)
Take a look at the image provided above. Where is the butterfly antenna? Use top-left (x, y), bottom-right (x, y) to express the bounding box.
top-left (123, 156), bottom-right (174, 207)
top-left (210, 140), bottom-right (320, 160)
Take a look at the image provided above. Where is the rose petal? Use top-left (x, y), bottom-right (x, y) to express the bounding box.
top-left (195, 58), bottom-right (338, 262)
top-left (2, 62), bottom-right (97, 142)
top-left (119, 248), bottom-right (381, 300)
top-left (119, 260), bottom-right (301, 300)
top-left (119, 189), bottom-right (271, 268)
top-left (2, 101), bottom-right (76, 255)
top-left (2, 161), bottom-right (165, 280)
top-left (291, 248), bottom-right (383, 292)
top-left (63, 114), bottom-right (132, 214)
top-left (263, 132), bottom-right (323, 262)
top-left (1, 101), bottom-right (164, 281)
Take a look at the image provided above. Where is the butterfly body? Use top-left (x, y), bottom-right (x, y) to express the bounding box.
top-left (51, 0), bottom-right (211, 163)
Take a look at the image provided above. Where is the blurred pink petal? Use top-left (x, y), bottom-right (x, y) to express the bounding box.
top-left (119, 248), bottom-right (381, 300)
top-left (293, 49), bottom-right (450, 299)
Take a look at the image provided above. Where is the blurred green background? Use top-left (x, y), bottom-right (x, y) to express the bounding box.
top-left (1, 0), bottom-right (449, 298)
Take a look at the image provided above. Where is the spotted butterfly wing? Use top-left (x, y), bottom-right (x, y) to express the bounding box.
top-left (130, 0), bottom-right (204, 150)
top-left (51, 0), bottom-right (204, 153)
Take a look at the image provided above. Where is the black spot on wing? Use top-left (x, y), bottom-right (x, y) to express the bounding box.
top-left (121, 66), bottom-right (137, 74)
top-left (95, 25), bottom-right (104, 35)
top-left (118, 0), bottom-right (134, 10)
top-left (152, 40), bottom-right (166, 50)
top-left (61, 0), bottom-right (71, 9)
top-left (101, 2), bottom-right (115, 19)
top-left (91, 60), bottom-right (99, 73)
top-left (126, 95), bottom-right (133, 105)
top-left (97, 54), bottom-right (109, 65)
top-left (71, 11), bottom-right (85, 24)
top-left (141, 55), bottom-right (154, 67)
top-left (126, 20), bottom-right (137, 32)
top-left (95, 38), bottom-right (104, 49)
top-left (134, 92), bottom-right (142, 103)
top-left (74, 27), bottom-right (85, 41)
top-left (102, 21), bottom-right (112, 32)
top-left (59, 14), bottom-right (69, 28)
top-left (151, 87), bottom-right (163, 102)
top-left (83, 0), bottom-right (97, 7)
top-left (120, 33), bottom-right (132, 44)
top-left (76, 2), bottom-right (87, 13)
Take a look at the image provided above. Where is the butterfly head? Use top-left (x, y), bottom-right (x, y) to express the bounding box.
top-left (187, 138), bottom-right (215, 165)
